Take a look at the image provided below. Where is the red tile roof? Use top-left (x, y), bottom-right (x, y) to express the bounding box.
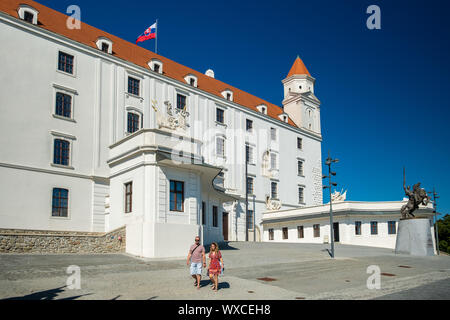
top-left (0, 0), bottom-right (299, 128)
top-left (287, 56), bottom-right (311, 77)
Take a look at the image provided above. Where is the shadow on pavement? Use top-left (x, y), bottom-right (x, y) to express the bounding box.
top-left (1, 286), bottom-right (93, 300)
top-left (205, 242), bottom-right (239, 252)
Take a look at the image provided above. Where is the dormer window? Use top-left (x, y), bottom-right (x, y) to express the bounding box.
top-left (24, 11), bottom-right (34, 23)
top-left (95, 37), bottom-right (113, 54)
top-left (256, 104), bottom-right (267, 115)
top-left (221, 90), bottom-right (233, 102)
top-left (18, 5), bottom-right (39, 25)
top-left (184, 74), bottom-right (198, 87)
top-left (101, 43), bottom-right (109, 53)
top-left (148, 59), bottom-right (163, 74)
top-left (278, 113), bottom-right (289, 123)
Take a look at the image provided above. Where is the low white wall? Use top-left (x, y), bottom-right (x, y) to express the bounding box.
top-left (126, 221), bottom-right (199, 258)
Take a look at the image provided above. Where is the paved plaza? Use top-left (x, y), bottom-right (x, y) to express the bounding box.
top-left (0, 242), bottom-right (449, 300)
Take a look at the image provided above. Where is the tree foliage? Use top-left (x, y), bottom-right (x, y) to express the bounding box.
top-left (437, 214), bottom-right (450, 254)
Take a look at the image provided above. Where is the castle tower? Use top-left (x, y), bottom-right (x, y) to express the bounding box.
top-left (282, 56), bottom-right (321, 134)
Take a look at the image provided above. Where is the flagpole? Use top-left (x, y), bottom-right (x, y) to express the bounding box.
top-left (155, 19), bottom-right (158, 54)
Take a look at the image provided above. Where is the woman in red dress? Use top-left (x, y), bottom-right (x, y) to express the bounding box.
top-left (208, 242), bottom-right (223, 292)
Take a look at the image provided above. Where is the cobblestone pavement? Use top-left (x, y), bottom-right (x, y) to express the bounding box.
top-left (0, 242), bottom-right (449, 300)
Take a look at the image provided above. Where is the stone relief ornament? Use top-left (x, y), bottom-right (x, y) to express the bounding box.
top-left (261, 150), bottom-right (272, 178)
top-left (265, 195), bottom-right (281, 211)
top-left (330, 189), bottom-right (347, 203)
top-left (151, 100), bottom-right (189, 130)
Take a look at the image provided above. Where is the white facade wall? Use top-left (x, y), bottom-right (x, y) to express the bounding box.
top-left (0, 9), bottom-right (323, 257)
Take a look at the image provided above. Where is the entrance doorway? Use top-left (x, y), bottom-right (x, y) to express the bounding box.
top-left (333, 222), bottom-right (340, 242)
top-left (222, 212), bottom-right (229, 241)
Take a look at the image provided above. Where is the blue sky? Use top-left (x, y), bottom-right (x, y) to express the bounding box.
top-left (39, 0), bottom-right (450, 218)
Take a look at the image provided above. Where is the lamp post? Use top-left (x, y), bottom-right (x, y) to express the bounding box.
top-left (245, 146), bottom-right (248, 242)
top-left (322, 151), bottom-right (339, 258)
top-left (428, 188), bottom-right (440, 255)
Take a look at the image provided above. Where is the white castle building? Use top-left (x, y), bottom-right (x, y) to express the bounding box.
top-left (0, 0), bottom-right (324, 257)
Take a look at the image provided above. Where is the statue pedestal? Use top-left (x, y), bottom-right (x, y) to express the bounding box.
top-left (395, 218), bottom-right (435, 256)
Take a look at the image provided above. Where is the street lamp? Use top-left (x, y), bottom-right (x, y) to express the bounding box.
top-left (323, 151), bottom-right (339, 258)
top-left (427, 188), bottom-right (440, 255)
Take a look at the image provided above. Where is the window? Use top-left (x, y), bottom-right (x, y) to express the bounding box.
top-left (297, 137), bottom-right (303, 149)
top-left (222, 90), bottom-right (233, 101)
top-left (101, 42), bottom-right (109, 53)
top-left (124, 182), bottom-right (132, 213)
top-left (127, 77), bottom-right (140, 96)
top-left (216, 137), bottom-right (225, 157)
top-left (52, 188), bottom-right (68, 217)
top-left (53, 139), bottom-right (70, 166)
top-left (170, 180), bottom-right (184, 212)
top-left (149, 59), bottom-right (163, 74)
top-left (127, 112), bottom-right (140, 133)
top-left (247, 210), bottom-right (254, 230)
top-left (212, 206), bottom-right (218, 227)
top-left (246, 119), bottom-right (253, 132)
top-left (269, 228), bottom-right (274, 240)
top-left (58, 52), bottom-right (74, 74)
top-left (270, 153), bottom-right (277, 170)
top-left (355, 221), bottom-right (362, 235)
top-left (388, 221), bottom-right (396, 235)
top-left (262, 107), bottom-right (266, 114)
top-left (270, 127), bottom-right (277, 141)
top-left (313, 224), bottom-right (320, 237)
top-left (245, 145), bottom-right (253, 164)
top-left (297, 226), bottom-right (304, 239)
top-left (282, 227), bottom-right (288, 240)
top-left (96, 37), bottom-right (112, 53)
top-left (271, 182), bottom-right (278, 199)
top-left (297, 160), bottom-right (304, 176)
top-left (216, 171), bottom-right (225, 188)
top-left (247, 177), bottom-right (254, 195)
top-left (177, 94), bottom-right (186, 110)
top-left (55, 92), bottom-right (72, 118)
top-left (24, 11), bottom-right (34, 23)
top-left (18, 5), bottom-right (38, 25)
top-left (190, 78), bottom-right (195, 86)
top-left (202, 201), bottom-right (206, 225)
top-left (370, 221), bottom-right (378, 235)
top-left (298, 186), bottom-right (304, 204)
top-left (216, 108), bottom-right (224, 123)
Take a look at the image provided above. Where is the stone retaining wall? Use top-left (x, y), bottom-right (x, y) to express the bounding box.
top-left (0, 226), bottom-right (126, 254)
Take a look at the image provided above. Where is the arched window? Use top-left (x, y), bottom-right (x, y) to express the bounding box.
top-left (18, 5), bottom-right (39, 25)
top-left (148, 59), bottom-right (163, 74)
top-left (95, 37), bottom-right (113, 54)
top-left (184, 74), bottom-right (198, 87)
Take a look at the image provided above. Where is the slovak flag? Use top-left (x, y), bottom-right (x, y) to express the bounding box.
top-left (136, 21), bottom-right (156, 44)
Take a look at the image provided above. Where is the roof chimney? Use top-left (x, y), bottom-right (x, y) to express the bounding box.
top-left (205, 69), bottom-right (215, 78)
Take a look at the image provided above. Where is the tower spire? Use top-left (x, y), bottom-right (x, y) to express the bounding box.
top-left (287, 55), bottom-right (311, 77)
